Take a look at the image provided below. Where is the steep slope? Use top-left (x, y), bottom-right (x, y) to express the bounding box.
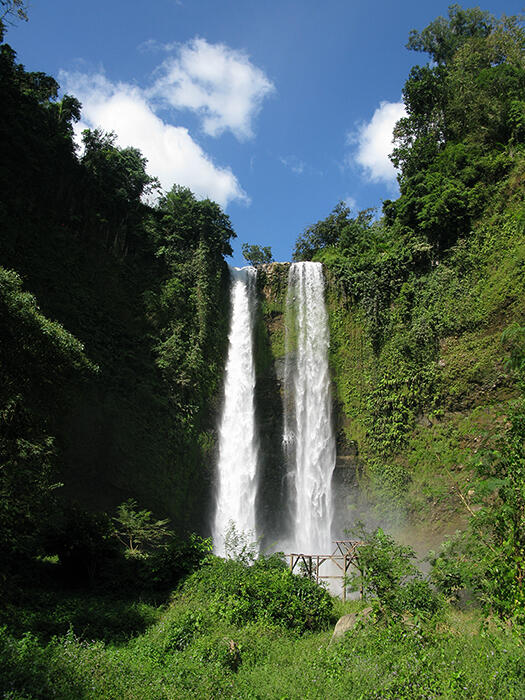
top-left (293, 6), bottom-right (525, 539)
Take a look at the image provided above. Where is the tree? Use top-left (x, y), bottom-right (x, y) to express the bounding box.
top-left (113, 499), bottom-right (173, 558)
top-left (0, 268), bottom-right (96, 568)
top-left (241, 243), bottom-right (274, 266)
top-left (150, 185), bottom-right (235, 424)
top-left (0, 1), bottom-right (28, 29)
top-left (154, 185), bottom-right (235, 265)
top-left (406, 4), bottom-right (494, 65)
top-left (390, 7), bottom-right (525, 252)
top-left (293, 202), bottom-right (351, 261)
top-left (79, 129), bottom-right (158, 254)
top-left (348, 524), bottom-right (440, 619)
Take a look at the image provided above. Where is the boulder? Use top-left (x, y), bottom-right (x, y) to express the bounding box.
top-left (329, 606), bottom-right (373, 644)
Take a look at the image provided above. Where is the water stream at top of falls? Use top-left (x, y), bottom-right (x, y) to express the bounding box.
top-left (213, 266), bottom-right (259, 556)
top-left (283, 261), bottom-right (336, 554)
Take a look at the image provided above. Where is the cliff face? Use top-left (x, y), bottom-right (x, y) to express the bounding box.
top-left (321, 203), bottom-right (525, 538)
top-left (254, 218), bottom-right (525, 542)
top-left (253, 263), bottom-right (290, 544)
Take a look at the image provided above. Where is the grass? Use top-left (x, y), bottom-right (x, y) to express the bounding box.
top-left (1, 587), bottom-right (524, 699)
top-left (0, 592), bottom-right (162, 645)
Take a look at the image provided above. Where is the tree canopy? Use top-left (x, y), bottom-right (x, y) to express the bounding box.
top-left (0, 29), bottom-right (237, 570)
top-left (241, 243), bottom-right (274, 266)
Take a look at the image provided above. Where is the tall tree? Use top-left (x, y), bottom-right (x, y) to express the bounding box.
top-left (390, 6), bottom-right (525, 251)
top-left (241, 243), bottom-right (274, 266)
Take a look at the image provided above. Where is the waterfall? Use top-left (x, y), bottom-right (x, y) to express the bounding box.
top-left (213, 266), bottom-right (259, 556)
top-left (283, 261), bottom-right (335, 554)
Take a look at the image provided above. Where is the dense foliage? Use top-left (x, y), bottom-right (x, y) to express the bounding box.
top-left (1, 591), bottom-right (524, 698)
top-left (290, 6), bottom-right (525, 628)
top-left (181, 554), bottom-right (333, 633)
top-left (349, 525), bottom-right (441, 619)
top-left (241, 243), bottom-right (274, 266)
top-left (0, 15), bottom-right (235, 576)
top-left (0, 268), bottom-right (96, 573)
top-left (293, 6), bottom-right (525, 529)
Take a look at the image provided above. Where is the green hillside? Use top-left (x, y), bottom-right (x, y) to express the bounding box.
top-left (291, 6), bottom-right (525, 541)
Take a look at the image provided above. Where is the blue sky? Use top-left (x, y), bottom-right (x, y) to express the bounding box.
top-left (7, 0), bottom-right (524, 265)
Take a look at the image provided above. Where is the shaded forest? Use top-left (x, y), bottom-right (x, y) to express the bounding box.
top-left (0, 11), bottom-right (237, 580)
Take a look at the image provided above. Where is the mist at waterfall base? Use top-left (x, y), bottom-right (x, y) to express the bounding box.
top-left (213, 261), bottom-right (338, 562)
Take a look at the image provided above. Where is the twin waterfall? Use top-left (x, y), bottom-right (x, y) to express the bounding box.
top-left (213, 261), bottom-right (335, 557)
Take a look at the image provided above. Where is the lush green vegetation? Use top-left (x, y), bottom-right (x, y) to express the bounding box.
top-left (2, 3), bottom-right (525, 697)
top-left (0, 4), bottom-right (236, 582)
top-left (291, 0), bottom-right (525, 652)
top-left (241, 243), bottom-right (274, 266)
top-left (1, 549), bottom-right (525, 699)
top-left (294, 6), bottom-right (525, 541)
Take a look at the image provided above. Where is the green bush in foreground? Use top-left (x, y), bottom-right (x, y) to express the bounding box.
top-left (2, 609), bottom-right (525, 699)
top-left (181, 554), bottom-right (334, 633)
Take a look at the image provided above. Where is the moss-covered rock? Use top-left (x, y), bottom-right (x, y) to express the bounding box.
top-left (253, 263), bottom-right (290, 544)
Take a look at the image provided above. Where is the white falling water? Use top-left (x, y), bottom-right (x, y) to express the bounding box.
top-left (283, 261), bottom-right (335, 554)
top-left (213, 266), bottom-right (259, 556)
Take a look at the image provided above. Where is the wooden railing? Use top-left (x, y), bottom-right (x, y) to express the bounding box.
top-left (288, 540), bottom-right (362, 601)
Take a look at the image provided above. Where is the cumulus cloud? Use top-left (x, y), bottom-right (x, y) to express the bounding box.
top-left (60, 71), bottom-right (248, 208)
top-left (149, 37), bottom-right (275, 140)
top-left (349, 100), bottom-right (407, 185)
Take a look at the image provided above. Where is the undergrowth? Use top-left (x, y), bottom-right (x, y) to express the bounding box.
top-left (1, 596), bottom-right (524, 699)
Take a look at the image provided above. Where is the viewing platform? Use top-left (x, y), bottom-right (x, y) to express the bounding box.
top-left (288, 540), bottom-right (362, 601)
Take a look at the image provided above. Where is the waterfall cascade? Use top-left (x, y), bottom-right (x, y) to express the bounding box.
top-left (214, 261), bottom-right (336, 559)
top-left (283, 261), bottom-right (336, 554)
top-left (213, 266), bottom-right (259, 556)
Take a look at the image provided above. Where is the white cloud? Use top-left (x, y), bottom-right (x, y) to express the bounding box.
top-left (349, 100), bottom-right (407, 185)
top-left (60, 71), bottom-right (248, 208)
top-left (137, 39), bottom-right (179, 54)
top-left (150, 38), bottom-right (275, 140)
top-left (279, 155), bottom-right (306, 175)
top-left (137, 39), bottom-right (165, 53)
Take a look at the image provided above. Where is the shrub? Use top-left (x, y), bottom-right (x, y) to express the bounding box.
top-left (182, 554), bottom-right (333, 633)
top-left (348, 524), bottom-right (441, 619)
top-left (145, 533), bottom-right (212, 591)
top-left (153, 609), bottom-right (204, 652)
